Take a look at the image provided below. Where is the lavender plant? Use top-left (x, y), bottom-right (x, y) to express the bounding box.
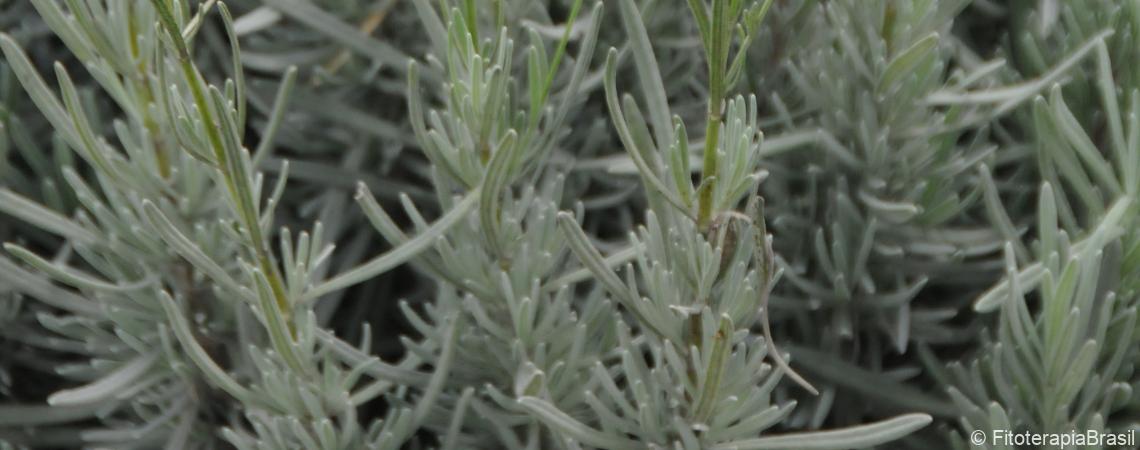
top-left (0, 0), bottom-right (1137, 449)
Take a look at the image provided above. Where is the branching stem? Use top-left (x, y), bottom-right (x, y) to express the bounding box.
top-left (151, 0), bottom-right (292, 330)
top-left (696, 0), bottom-right (731, 229)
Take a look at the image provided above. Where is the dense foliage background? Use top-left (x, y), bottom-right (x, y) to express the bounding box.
top-left (0, 0), bottom-right (1138, 448)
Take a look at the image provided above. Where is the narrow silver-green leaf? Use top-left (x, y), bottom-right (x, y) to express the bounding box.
top-left (304, 190), bottom-right (478, 301)
top-left (518, 396), bottom-right (642, 450)
top-left (712, 413), bottom-right (932, 450)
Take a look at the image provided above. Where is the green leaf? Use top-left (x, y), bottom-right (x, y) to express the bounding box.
top-left (977, 164), bottom-right (1030, 263)
top-left (1038, 183), bottom-right (1059, 257)
top-left (1048, 86), bottom-right (1122, 197)
top-left (4, 244), bottom-right (141, 293)
top-left (975, 195), bottom-right (1131, 312)
top-left (252, 267), bottom-right (306, 373)
top-left (878, 33), bottom-right (939, 96)
top-left (556, 211), bottom-right (671, 340)
top-left (692, 314), bottom-right (733, 423)
top-left (304, 190), bottom-right (478, 301)
top-left (0, 255), bottom-right (101, 316)
top-left (602, 50), bottom-right (689, 214)
top-left (47, 353), bottom-right (157, 406)
top-left (479, 129), bottom-right (519, 259)
top-left (159, 291), bottom-right (254, 403)
top-left (0, 34), bottom-right (83, 156)
top-left (788, 345), bottom-right (957, 417)
top-left (927, 29), bottom-right (1112, 115)
top-left (518, 396), bottom-right (643, 450)
top-left (259, 0), bottom-right (411, 71)
top-left (685, 0), bottom-right (712, 54)
top-left (217, 3), bottom-right (246, 130)
top-left (617, 0), bottom-right (673, 149)
top-left (0, 188), bottom-right (95, 243)
top-left (711, 413), bottom-right (933, 449)
top-left (141, 201), bottom-right (245, 296)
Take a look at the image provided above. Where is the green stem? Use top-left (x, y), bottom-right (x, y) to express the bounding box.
top-left (697, 0), bottom-right (730, 230)
top-left (152, 0), bottom-right (292, 329)
top-left (177, 60), bottom-right (289, 320)
top-left (126, 10), bottom-right (170, 179)
top-left (697, 103), bottom-right (722, 229)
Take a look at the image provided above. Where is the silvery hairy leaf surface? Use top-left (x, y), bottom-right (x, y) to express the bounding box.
top-left (0, 0), bottom-right (1136, 449)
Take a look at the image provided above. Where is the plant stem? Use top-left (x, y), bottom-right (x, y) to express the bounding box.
top-left (127, 9), bottom-right (171, 178)
top-left (697, 0), bottom-right (730, 230)
top-left (697, 101), bottom-right (722, 229)
top-left (153, 0), bottom-right (292, 328)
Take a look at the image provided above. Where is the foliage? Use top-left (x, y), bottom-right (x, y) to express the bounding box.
top-left (0, 0), bottom-right (1137, 449)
